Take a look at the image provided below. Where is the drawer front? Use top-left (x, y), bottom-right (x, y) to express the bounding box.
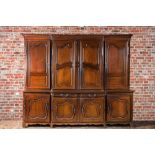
top-left (106, 93), bottom-right (132, 123)
top-left (52, 94), bottom-right (78, 123)
top-left (79, 94), bottom-right (105, 123)
top-left (24, 93), bottom-right (51, 123)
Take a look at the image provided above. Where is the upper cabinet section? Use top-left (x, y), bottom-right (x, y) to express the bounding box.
top-left (105, 35), bottom-right (131, 90)
top-left (24, 34), bottom-right (132, 92)
top-left (24, 35), bottom-right (50, 90)
top-left (80, 39), bottom-right (103, 89)
top-left (52, 38), bottom-right (76, 89)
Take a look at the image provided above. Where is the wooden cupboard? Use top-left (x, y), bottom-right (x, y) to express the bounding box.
top-left (23, 34), bottom-right (133, 127)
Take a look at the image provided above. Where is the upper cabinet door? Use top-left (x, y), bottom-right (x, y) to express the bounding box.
top-left (52, 40), bottom-right (76, 89)
top-left (25, 35), bottom-right (50, 89)
top-left (105, 36), bottom-right (130, 90)
top-left (80, 40), bottom-right (103, 89)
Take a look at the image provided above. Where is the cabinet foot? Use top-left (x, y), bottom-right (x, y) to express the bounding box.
top-left (50, 123), bottom-right (53, 128)
top-left (23, 122), bottom-right (28, 128)
top-left (130, 122), bottom-right (133, 128)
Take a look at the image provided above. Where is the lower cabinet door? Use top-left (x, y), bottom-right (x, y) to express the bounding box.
top-left (24, 93), bottom-right (50, 124)
top-left (80, 95), bottom-right (105, 123)
top-left (52, 94), bottom-right (78, 123)
top-left (106, 93), bottom-right (132, 123)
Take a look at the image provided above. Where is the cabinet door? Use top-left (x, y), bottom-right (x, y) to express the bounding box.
top-left (105, 37), bottom-right (129, 90)
top-left (26, 39), bottom-right (50, 89)
top-left (80, 40), bottom-right (103, 89)
top-left (53, 40), bottom-right (76, 89)
top-left (24, 93), bottom-right (50, 123)
top-left (52, 95), bottom-right (78, 123)
top-left (106, 94), bottom-right (131, 123)
top-left (80, 95), bottom-right (104, 123)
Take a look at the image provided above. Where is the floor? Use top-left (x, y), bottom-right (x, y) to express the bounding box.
top-left (0, 120), bottom-right (155, 129)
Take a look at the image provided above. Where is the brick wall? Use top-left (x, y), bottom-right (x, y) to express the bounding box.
top-left (0, 26), bottom-right (155, 121)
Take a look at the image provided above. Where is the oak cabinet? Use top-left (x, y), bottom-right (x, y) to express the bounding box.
top-left (23, 34), bottom-right (133, 127)
top-left (23, 93), bottom-right (50, 127)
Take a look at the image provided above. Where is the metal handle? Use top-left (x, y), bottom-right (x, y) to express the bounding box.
top-left (73, 107), bottom-right (76, 115)
top-left (88, 94), bottom-right (96, 97)
top-left (76, 62), bottom-right (80, 67)
top-left (107, 104), bottom-right (110, 112)
top-left (93, 94), bottom-right (97, 97)
top-left (88, 94), bottom-right (91, 97)
top-left (60, 94), bottom-right (69, 97)
top-left (81, 106), bottom-right (84, 113)
top-left (65, 94), bottom-right (69, 97)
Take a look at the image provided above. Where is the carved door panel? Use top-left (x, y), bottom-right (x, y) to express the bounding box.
top-left (80, 40), bottom-right (103, 89)
top-left (26, 39), bottom-right (50, 89)
top-left (52, 95), bottom-right (78, 123)
top-left (53, 40), bottom-right (76, 89)
top-left (80, 95), bottom-right (104, 123)
top-left (106, 94), bottom-right (131, 123)
top-left (105, 37), bottom-right (129, 90)
top-left (24, 93), bottom-right (50, 123)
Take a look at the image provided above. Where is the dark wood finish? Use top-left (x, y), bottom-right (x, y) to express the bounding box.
top-left (105, 36), bottom-right (130, 90)
top-left (52, 94), bottom-right (78, 123)
top-left (23, 93), bottom-right (50, 125)
top-left (79, 94), bottom-right (104, 123)
top-left (52, 40), bottom-right (76, 89)
top-left (106, 93), bottom-right (132, 123)
top-left (80, 40), bottom-right (103, 89)
top-left (25, 35), bottom-right (50, 89)
top-left (23, 34), bottom-right (133, 127)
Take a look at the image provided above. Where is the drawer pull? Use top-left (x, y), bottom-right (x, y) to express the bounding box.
top-left (93, 94), bottom-right (97, 97)
top-left (73, 107), bottom-right (76, 115)
top-left (87, 94), bottom-right (97, 97)
top-left (88, 94), bottom-right (91, 97)
top-left (65, 94), bottom-right (69, 97)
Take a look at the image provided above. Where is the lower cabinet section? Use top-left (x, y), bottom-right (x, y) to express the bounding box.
top-left (23, 93), bottom-right (51, 127)
top-left (106, 93), bottom-right (133, 124)
top-left (23, 92), bottom-right (133, 127)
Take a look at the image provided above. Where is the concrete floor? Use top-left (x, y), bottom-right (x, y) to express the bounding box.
top-left (0, 120), bottom-right (155, 129)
